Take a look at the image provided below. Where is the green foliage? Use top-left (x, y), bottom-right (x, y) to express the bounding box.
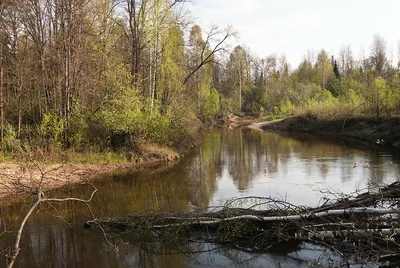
top-left (40, 111), bottom-right (66, 151)
top-left (305, 90), bottom-right (339, 116)
top-left (279, 99), bottom-right (296, 116)
top-left (333, 60), bottom-right (340, 79)
top-left (140, 101), bottom-right (173, 144)
top-left (202, 88), bottom-right (221, 118)
top-left (3, 0), bottom-right (400, 159)
top-left (314, 50), bottom-right (334, 88)
top-left (158, 24), bottom-right (185, 115)
top-left (1, 123), bottom-right (20, 153)
top-left (199, 62), bottom-right (214, 116)
top-left (69, 105), bottom-right (89, 148)
top-left (101, 87), bottom-right (142, 135)
top-left (296, 59), bottom-right (313, 83)
top-left (96, 63), bottom-right (181, 146)
top-left (100, 65), bottom-right (142, 135)
top-left (373, 77), bottom-right (397, 116)
top-left (339, 89), bottom-right (361, 108)
top-left (222, 45), bottom-right (253, 113)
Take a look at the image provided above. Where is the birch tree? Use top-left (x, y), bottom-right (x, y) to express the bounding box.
top-left (224, 45), bottom-right (252, 112)
top-left (314, 49), bottom-right (333, 89)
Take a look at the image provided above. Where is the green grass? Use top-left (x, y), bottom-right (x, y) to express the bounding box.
top-left (0, 151), bottom-right (20, 163)
top-left (60, 151), bottom-right (133, 164)
top-left (0, 148), bottom-right (135, 165)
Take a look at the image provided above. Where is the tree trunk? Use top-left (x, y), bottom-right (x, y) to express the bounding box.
top-left (0, 42), bottom-right (4, 143)
top-left (239, 70), bottom-right (242, 111)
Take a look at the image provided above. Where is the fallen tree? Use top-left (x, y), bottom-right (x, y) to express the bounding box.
top-left (90, 181), bottom-right (400, 266)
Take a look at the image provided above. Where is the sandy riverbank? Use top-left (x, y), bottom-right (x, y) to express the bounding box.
top-left (0, 144), bottom-right (180, 201)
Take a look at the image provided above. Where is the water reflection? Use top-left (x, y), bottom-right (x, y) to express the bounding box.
top-left (1, 128), bottom-right (399, 267)
top-left (0, 224), bottom-right (345, 268)
top-left (193, 128), bottom-right (400, 206)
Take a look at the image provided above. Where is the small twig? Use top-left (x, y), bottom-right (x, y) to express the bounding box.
top-left (84, 203), bottom-right (119, 252)
top-left (43, 202), bottom-right (72, 228)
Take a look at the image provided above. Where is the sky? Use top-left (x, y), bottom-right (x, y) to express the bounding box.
top-left (185, 0), bottom-right (400, 68)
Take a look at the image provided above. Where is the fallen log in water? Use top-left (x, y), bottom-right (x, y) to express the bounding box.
top-left (89, 182), bottom-right (400, 265)
top-left (311, 181), bottom-right (400, 213)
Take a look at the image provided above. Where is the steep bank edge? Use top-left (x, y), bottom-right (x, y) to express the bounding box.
top-left (247, 116), bottom-right (400, 148)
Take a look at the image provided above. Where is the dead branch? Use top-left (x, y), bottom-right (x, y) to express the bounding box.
top-left (1, 162), bottom-right (108, 268)
top-left (94, 182), bottom-right (400, 266)
top-left (183, 26), bottom-right (236, 84)
top-left (6, 195), bottom-right (41, 268)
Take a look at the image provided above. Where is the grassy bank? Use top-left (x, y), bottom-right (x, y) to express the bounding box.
top-left (251, 115), bottom-right (400, 148)
top-left (0, 142), bottom-right (184, 200)
top-left (0, 127), bottom-right (204, 201)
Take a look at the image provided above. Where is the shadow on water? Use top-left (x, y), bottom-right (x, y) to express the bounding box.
top-left (1, 127), bottom-right (399, 267)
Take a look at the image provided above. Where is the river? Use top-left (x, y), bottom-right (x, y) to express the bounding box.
top-left (1, 128), bottom-right (399, 267)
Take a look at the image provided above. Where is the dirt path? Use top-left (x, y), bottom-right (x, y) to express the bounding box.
top-left (246, 122), bottom-right (265, 131)
top-left (226, 116), bottom-right (254, 128)
top-left (246, 119), bottom-right (287, 131)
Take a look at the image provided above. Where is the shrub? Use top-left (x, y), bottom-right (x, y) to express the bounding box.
top-left (39, 111), bottom-right (66, 151)
top-left (1, 123), bottom-right (20, 153)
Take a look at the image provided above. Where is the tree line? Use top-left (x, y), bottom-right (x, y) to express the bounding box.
top-left (224, 35), bottom-right (400, 121)
top-left (0, 0), bottom-right (399, 154)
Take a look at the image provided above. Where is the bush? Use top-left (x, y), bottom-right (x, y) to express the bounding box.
top-left (39, 111), bottom-right (66, 151)
top-left (202, 88), bottom-right (220, 119)
top-left (1, 123), bottom-right (20, 153)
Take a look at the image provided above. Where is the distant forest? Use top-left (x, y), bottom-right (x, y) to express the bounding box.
top-left (0, 0), bottom-right (399, 153)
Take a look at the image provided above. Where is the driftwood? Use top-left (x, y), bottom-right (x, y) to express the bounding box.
top-left (90, 181), bottom-right (400, 266)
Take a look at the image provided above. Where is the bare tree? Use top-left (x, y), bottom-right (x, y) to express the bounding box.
top-left (397, 40), bottom-right (400, 71)
top-left (370, 34), bottom-right (388, 77)
top-left (278, 53), bottom-right (290, 78)
top-left (183, 25), bottom-right (236, 85)
top-left (304, 49), bottom-right (317, 66)
top-left (0, 0), bottom-right (10, 143)
top-left (257, 54), bottom-right (276, 85)
top-left (0, 31), bottom-right (4, 144)
top-left (339, 44), bottom-right (354, 76)
top-left (0, 161), bottom-right (116, 268)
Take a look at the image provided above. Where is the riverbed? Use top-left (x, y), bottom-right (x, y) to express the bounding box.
top-left (1, 128), bottom-right (399, 267)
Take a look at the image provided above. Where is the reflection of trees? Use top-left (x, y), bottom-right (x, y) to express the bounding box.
top-left (93, 168), bottom-right (193, 215)
top-left (217, 129), bottom-right (391, 192)
top-left (262, 132), bottom-right (291, 175)
top-left (0, 213), bottom-right (190, 268)
top-left (317, 159), bottom-right (330, 180)
top-left (183, 128), bottom-right (390, 207)
top-left (222, 129), bottom-right (343, 190)
top-left (224, 129), bottom-right (253, 190)
top-left (187, 131), bottom-right (222, 207)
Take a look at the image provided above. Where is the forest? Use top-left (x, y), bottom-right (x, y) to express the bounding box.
top-left (1, 0), bottom-right (400, 156)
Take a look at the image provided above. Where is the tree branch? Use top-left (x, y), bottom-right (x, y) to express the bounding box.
top-left (7, 194), bottom-right (41, 268)
top-left (183, 26), bottom-right (235, 84)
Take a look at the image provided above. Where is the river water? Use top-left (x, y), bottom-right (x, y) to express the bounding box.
top-left (1, 128), bottom-right (400, 267)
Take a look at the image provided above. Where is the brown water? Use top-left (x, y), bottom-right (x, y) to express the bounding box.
top-left (1, 128), bottom-right (399, 267)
